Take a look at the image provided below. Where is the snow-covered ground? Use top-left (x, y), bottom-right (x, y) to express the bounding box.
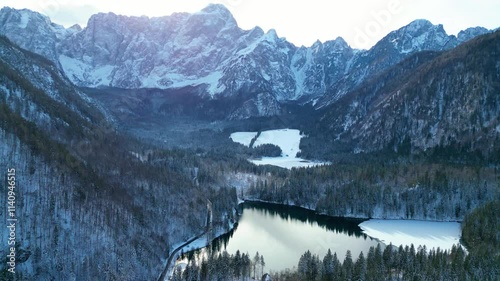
top-left (359, 219), bottom-right (462, 251)
top-left (252, 129), bottom-right (301, 157)
top-left (230, 132), bottom-right (258, 147)
top-left (249, 157), bottom-right (327, 169)
top-left (230, 129), bottom-right (329, 169)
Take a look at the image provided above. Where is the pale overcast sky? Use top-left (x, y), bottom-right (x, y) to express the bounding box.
top-left (2, 0), bottom-right (500, 49)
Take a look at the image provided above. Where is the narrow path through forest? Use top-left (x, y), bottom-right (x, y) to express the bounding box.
top-left (157, 200), bottom-right (212, 281)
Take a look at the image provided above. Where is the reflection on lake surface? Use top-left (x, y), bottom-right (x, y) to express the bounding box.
top-left (205, 202), bottom-right (380, 273)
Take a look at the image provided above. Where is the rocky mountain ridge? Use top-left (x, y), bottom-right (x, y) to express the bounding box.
top-left (313, 30), bottom-right (500, 158)
top-left (0, 4), bottom-right (492, 118)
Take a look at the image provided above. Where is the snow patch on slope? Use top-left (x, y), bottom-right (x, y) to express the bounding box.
top-left (18, 11), bottom-right (30, 28)
top-left (162, 71), bottom-right (224, 96)
top-left (59, 55), bottom-right (88, 83)
top-left (60, 54), bottom-right (224, 94)
top-left (60, 55), bottom-right (115, 87)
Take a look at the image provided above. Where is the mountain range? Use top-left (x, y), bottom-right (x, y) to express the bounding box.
top-left (0, 4), bottom-right (493, 119)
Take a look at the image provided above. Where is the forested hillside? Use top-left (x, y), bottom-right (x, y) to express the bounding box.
top-left (0, 36), bottom-right (239, 280)
top-left (245, 160), bottom-right (498, 221)
top-left (302, 31), bottom-right (500, 161)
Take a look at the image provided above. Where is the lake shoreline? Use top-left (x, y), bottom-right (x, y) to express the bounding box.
top-left (242, 198), bottom-right (463, 223)
top-left (176, 199), bottom-right (378, 273)
top-left (172, 198), bottom-right (465, 275)
top-left (240, 198), bottom-right (368, 223)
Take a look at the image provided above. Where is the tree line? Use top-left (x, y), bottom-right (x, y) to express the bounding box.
top-left (246, 162), bottom-right (498, 221)
top-left (171, 250), bottom-right (266, 281)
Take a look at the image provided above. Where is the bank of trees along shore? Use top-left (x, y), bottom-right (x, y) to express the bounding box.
top-left (276, 244), bottom-right (471, 281)
top-left (246, 161), bottom-right (498, 221)
top-left (171, 250), bottom-right (266, 281)
top-left (172, 243), bottom-right (492, 281)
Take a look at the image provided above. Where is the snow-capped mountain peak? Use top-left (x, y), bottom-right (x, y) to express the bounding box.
top-left (324, 37), bottom-right (350, 51)
top-left (0, 5), bottom-right (493, 118)
top-left (0, 7), bottom-right (75, 61)
top-left (199, 3), bottom-right (236, 23)
top-left (384, 19), bottom-right (452, 53)
top-left (404, 19), bottom-right (434, 33)
top-left (263, 28), bottom-right (279, 42)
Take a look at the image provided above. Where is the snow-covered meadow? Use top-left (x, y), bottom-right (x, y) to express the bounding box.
top-left (359, 219), bottom-right (462, 251)
top-left (230, 129), bottom-right (329, 169)
top-left (230, 132), bottom-right (257, 147)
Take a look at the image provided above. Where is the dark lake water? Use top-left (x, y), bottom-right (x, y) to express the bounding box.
top-left (203, 202), bottom-right (380, 273)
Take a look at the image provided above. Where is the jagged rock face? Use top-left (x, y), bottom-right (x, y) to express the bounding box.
top-left (292, 38), bottom-right (355, 102)
top-left (0, 5), bottom-right (492, 119)
top-left (315, 20), bottom-right (489, 108)
top-left (385, 19), bottom-right (456, 53)
top-left (228, 92), bottom-right (282, 120)
top-left (58, 5), bottom-right (246, 90)
top-left (0, 7), bottom-right (78, 62)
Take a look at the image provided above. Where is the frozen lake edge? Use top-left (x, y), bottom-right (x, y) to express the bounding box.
top-left (359, 219), bottom-right (462, 251)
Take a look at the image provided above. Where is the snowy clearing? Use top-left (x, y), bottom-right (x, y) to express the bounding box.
top-left (230, 129), bottom-right (302, 152)
top-left (230, 129), bottom-right (329, 169)
top-left (359, 219), bottom-right (462, 251)
top-left (230, 132), bottom-right (258, 147)
top-left (250, 157), bottom-right (328, 169)
top-left (252, 129), bottom-right (301, 157)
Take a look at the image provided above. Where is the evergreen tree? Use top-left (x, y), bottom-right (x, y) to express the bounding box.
top-left (261, 254), bottom-right (266, 276)
top-left (322, 249), bottom-right (335, 281)
top-left (382, 243), bottom-right (394, 276)
top-left (343, 250), bottom-right (353, 281)
top-left (220, 251), bottom-right (232, 279)
top-left (241, 253), bottom-right (251, 279)
top-left (374, 244), bottom-right (385, 278)
top-left (310, 254), bottom-right (320, 281)
top-left (353, 251), bottom-right (366, 281)
top-left (253, 251), bottom-right (261, 278)
top-left (366, 246), bottom-right (376, 280)
top-left (298, 250), bottom-right (312, 279)
top-left (199, 258), bottom-right (208, 281)
top-left (333, 252), bottom-right (343, 280)
top-left (172, 266), bottom-right (183, 281)
top-left (182, 260), bottom-right (198, 281)
top-left (233, 250), bottom-right (242, 279)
